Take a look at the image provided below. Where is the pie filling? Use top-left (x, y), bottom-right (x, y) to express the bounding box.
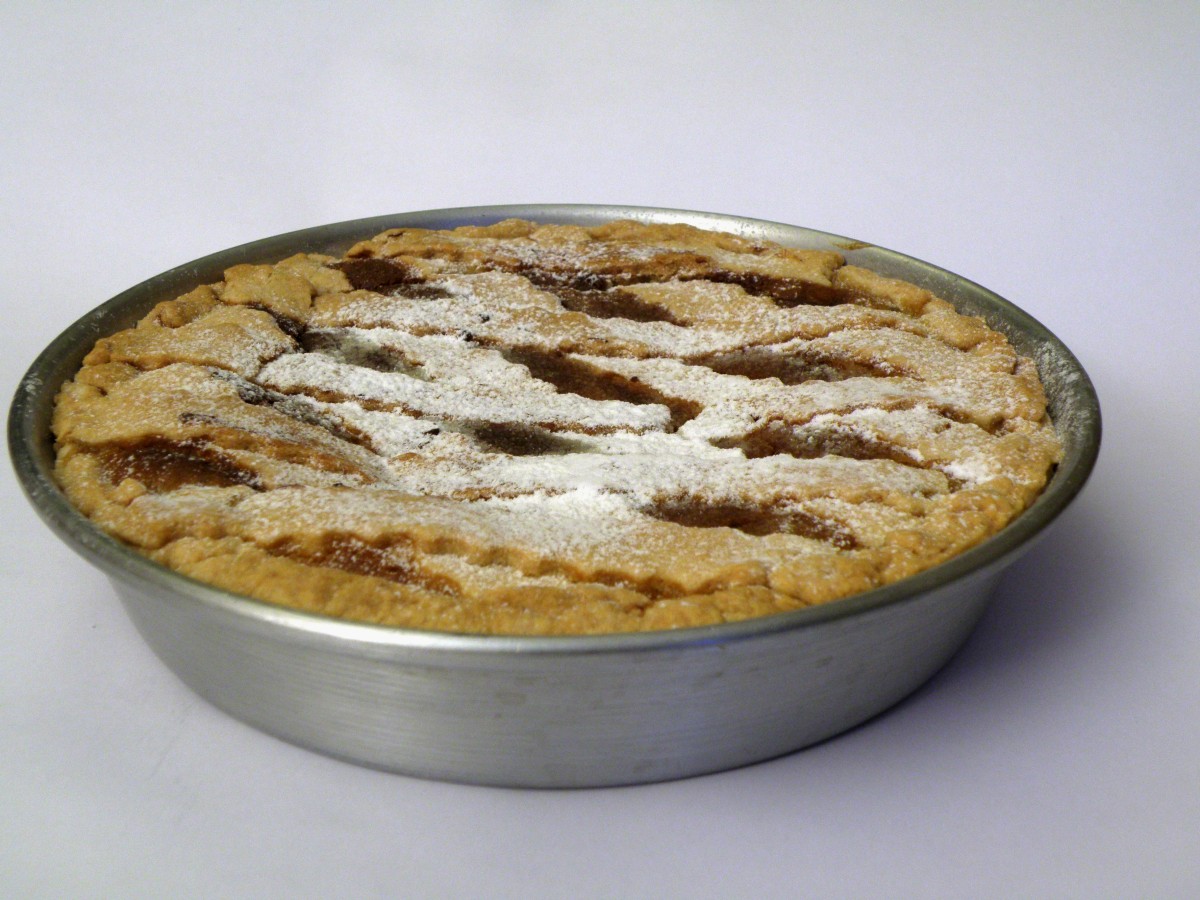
top-left (52, 219), bottom-right (1062, 634)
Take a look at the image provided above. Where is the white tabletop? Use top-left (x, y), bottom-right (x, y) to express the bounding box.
top-left (3, 3), bottom-right (1197, 896)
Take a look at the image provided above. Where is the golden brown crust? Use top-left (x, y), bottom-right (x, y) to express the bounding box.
top-left (52, 220), bottom-right (1062, 635)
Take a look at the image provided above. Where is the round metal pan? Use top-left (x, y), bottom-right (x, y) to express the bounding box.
top-left (8, 205), bottom-right (1101, 787)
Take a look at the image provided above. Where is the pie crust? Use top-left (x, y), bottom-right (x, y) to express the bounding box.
top-left (52, 219), bottom-right (1062, 634)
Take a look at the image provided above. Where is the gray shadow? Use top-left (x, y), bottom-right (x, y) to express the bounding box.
top-left (884, 487), bottom-right (1128, 712)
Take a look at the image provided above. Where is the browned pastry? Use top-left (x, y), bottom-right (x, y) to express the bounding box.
top-left (52, 220), bottom-right (1062, 634)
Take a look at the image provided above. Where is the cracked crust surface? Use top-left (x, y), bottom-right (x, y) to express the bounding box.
top-left (52, 219), bottom-right (1062, 634)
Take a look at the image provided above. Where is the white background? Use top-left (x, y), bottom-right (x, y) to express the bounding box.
top-left (3, 3), bottom-right (1197, 897)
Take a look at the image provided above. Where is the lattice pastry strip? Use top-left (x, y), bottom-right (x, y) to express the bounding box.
top-left (70, 479), bottom-right (881, 601)
top-left (53, 363), bottom-right (392, 485)
top-left (342, 219), bottom-right (846, 294)
top-left (258, 350), bottom-right (670, 435)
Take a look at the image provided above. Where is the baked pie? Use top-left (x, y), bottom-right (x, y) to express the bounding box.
top-left (52, 219), bottom-right (1063, 634)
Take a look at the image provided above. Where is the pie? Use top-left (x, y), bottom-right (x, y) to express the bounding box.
top-left (51, 219), bottom-right (1063, 634)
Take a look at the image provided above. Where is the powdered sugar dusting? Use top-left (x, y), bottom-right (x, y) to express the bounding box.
top-left (249, 229), bottom-right (1058, 529)
top-left (259, 352), bottom-right (670, 434)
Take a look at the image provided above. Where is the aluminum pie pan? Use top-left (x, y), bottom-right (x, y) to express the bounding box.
top-left (8, 205), bottom-right (1101, 787)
